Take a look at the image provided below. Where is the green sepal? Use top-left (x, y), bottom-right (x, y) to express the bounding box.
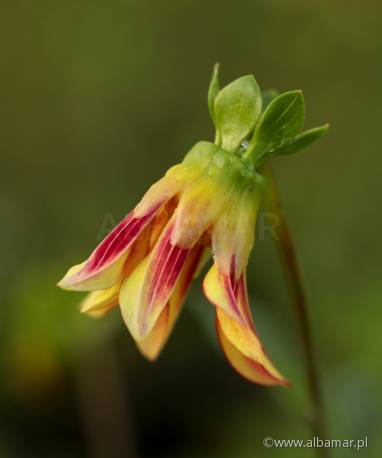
top-left (214, 75), bottom-right (262, 153)
top-left (182, 141), bottom-right (220, 166)
top-left (247, 90), bottom-right (305, 162)
top-left (208, 63), bottom-right (220, 123)
top-left (270, 123), bottom-right (330, 157)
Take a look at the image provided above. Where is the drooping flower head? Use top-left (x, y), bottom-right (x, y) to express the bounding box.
top-left (58, 65), bottom-right (328, 386)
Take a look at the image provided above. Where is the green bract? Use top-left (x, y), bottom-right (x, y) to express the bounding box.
top-left (266, 124), bottom-right (329, 157)
top-left (183, 141), bottom-right (255, 187)
top-left (247, 90), bottom-right (305, 162)
top-left (208, 64), bottom-right (329, 176)
top-left (213, 74), bottom-right (262, 153)
top-left (183, 141), bottom-right (220, 167)
top-left (208, 63), bottom-right (220, 124)
top-left (207, 65), bottom-right (329, 169)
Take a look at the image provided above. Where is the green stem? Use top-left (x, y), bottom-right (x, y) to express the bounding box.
top-left (263, 164), bottom-right (328, 458)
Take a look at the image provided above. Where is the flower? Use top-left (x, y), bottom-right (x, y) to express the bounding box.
top-left (58, 141), bottom-right (287, 386)
top-left (58, 65), bottom-right (328, 386)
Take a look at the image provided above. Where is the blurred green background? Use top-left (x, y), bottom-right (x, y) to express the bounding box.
top-left (1, 0), bottom-right (381, 457)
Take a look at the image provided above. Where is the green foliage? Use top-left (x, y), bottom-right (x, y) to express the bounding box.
top-left (209, 68), bottom-right (328, 166)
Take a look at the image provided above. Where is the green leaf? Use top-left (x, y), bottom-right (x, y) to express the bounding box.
top-left (208, 63), bottom-right (220, 123)
top-left (272, 124), bottom-right (329, 156)
top-left (248, 90), bottom-right (305, 161)
top-left (214, 75), bottom-right (262, 152)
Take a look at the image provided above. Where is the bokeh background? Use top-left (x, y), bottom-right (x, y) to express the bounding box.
top-left (1, 0), bottom-right (381, 457)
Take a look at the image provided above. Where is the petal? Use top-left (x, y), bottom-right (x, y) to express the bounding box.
top-left (119, 216), bottom-right (193, 339)
top-left (136, 245), bottom-right (203, 360)
top-left (134, 164), bottom-right (187, 217)
top-left (58, 172), bottom-right (183, 292)
top-left (216, 319), bottom-right (288, 386)
top-left (58, 212), bottom-right (154, 291)
top-left (79, 220), bottom-right (154, 319)
top-left (80, 284), bottom-right (119, 318)
top-left (149, 198), bottom-right (177, 250)
top-left (204, 265), bottom-right (289, 386)
top-left (122, 223), bottom-right (152, 279)
top-left (171, 174), bottom-right (227, 248)
top-left (203, 263), bottom-right (248, 325)
top-left (212, 187), bottom-right (257, 279)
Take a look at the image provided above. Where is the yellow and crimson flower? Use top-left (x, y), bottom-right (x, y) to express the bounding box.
top-left (58, 65), bottom-right (328, 386)
top-left (59, 142), bottom-right (286, 385)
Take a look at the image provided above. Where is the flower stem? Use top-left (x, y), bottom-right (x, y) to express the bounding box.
top-left (262, 164), bottom-right (328, 458)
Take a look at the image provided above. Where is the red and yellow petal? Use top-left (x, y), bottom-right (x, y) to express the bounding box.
top-left (216, 320), bottom-right (288, 386)
top-left (203, 264), bottom-right (248, 325)
top-left (57, 172), bottom-right (184, 292)
top-left (79, 227), bottom-right (152, 319)
top-left (216, 308), bottom-right (288, 386)
top-left (133, 165), bottom-right (187, 218)
top-left (149, 199), bottom-right (177, 250)
top-left (204, 264), bottom-right (288, 386)
top-left (119, 216), bottom-right (194, 340)
top-left (136, 245), bottom-right (203, 360)
top-left (58, 211), bottom-right (154, 292)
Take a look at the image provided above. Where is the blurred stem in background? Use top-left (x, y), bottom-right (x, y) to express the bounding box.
top-left (263, 164), bottom-right (328, 458)
top-left (75, 338), bottom-right (137, 458)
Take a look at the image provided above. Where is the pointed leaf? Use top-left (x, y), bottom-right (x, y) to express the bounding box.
top-left (249, 90), bottom-right (305, 161)
top-left (270, 123), bottom-right (329, 156)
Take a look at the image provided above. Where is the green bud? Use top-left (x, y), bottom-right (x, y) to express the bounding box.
top-left (214, 75), bottom-right (262, 153)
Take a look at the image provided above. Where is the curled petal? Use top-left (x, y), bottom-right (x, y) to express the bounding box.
top-left (58, 173), bottom-right (183, 292)
top-left (136, 245), bottom-right (203, 360)
top-left (119, 216), bottom-right (193, 340)
top-left (216, 319), bottom-right (288, 386)
top-left (216, 308), bottom-right (288, 386)
top-left (205, 264), bottom-right (288, 386)
top-left (203, 263), bottom-right (248, 325)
